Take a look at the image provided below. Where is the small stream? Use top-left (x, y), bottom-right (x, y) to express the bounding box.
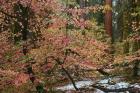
top-left (55, 76), bottom-right (140, 93)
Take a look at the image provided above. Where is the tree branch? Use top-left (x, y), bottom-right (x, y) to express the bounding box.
top-left (96, 68), bottom-right (110, 76)
top-left (46, 56), bottom-right (79, 91)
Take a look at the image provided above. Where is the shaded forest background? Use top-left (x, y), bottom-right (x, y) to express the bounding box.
top-left (0, 0), bottom-right (140, 92)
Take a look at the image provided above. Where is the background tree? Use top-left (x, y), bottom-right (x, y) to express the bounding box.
top-left (104, 0), bottom-right (112, 38)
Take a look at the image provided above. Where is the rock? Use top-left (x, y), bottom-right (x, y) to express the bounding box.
top-left (65, 90), bottom-right (77, 93)
top-left (55, 80), bottom-right (94, 91)
top-left (97, 78), bottom-right (111, 84)
top-left (130, 83), bottom-right (140, 92)
top-left (106, 85), bottom-right (115, 89)
top-left (94, 89), bottom-right (105, 93)
top-left (134, 84), bottom-right (140, 89)
top-left (114, 82), bottom-right (130, 89)
top-left (130, 83), bottom-right (140, 88)
top-left (55, 77), bottom-right (140, 93)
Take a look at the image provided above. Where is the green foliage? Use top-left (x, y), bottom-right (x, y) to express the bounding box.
top-left (21, 55), bottom-right (32, 63)
top-left (36, 84), bottom-right (45, 93)
top-left (61, 0), bottom-right (79, 7)
top-left (5, 52), bottom-right (13, 61)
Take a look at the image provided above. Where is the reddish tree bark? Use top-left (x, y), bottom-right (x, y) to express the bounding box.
top-left (105, 0), bottom-right (112, 37)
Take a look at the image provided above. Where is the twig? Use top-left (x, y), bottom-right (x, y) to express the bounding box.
top-left (61, 66), bottom-right (79, 91)
top-left (96, 68), bottom-right (110, 76)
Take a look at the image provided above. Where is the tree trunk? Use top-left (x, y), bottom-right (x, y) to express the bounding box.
top-left (79, 0), bottom-right (85, 8)
top-left (104, 0), bottom-right (114, 65)
top-left (131, 0), bottom-right (140, 76)
top-left (105, 0), bottom-right (112, 39)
